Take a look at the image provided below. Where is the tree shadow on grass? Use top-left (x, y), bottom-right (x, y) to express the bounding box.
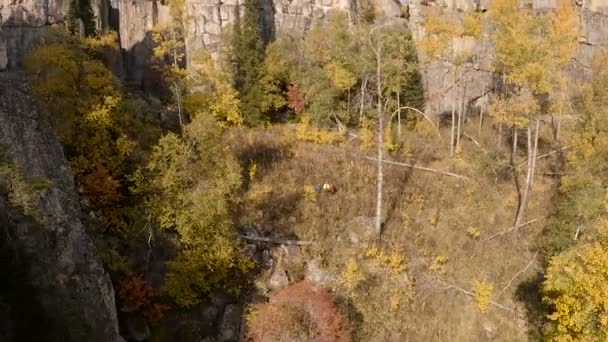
top-left (515, 271), bottom-right (548, 341)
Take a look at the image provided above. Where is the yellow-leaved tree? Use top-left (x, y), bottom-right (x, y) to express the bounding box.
top-left (489, 0), bottom-right (563, 231)
top-left (25, 30), bottom-right (136, 178)
top-left (134, 113), bottom-right (248, 307)
top-left (547, 0), bottom-right (580, 140)
top-left (183, 51), bottom-right (243, 126)
top-left (152, 0), bottom-right (188, 126)
top-left (543, 221), bottom-right (608, 341)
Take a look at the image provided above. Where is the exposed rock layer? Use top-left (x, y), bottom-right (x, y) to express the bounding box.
top-left (0, 72), bottom-right (122, 342)
top-left (3, 0), bottom-right (607, 115)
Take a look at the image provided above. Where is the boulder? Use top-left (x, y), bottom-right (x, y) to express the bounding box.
top-left (268, 267), bottom-right (290, 291)
top-left (304, 259), bottom-right (335, 285)
top-left (219, 304), bottom-right (242, 342)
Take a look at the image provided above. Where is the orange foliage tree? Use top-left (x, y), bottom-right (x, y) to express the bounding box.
top-left (246, 281), bottom-right (350, 342)
top-left (118, 274), bottom-right (169, 323)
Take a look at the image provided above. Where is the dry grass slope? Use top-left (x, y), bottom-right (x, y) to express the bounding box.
top-left (227, 120), bottom-right (559, 341)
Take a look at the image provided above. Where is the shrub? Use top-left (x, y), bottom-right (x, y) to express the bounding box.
top-left (246, 281), bottom-right (351, 342)
top-left (429, 255), bottom-right (448, 274)
top-left (0, 152), bottom-right (49, 220)
top-left (473, 280), bottom-right (493, 313)
top-left (467, 226), bottom-right (481, 239)
top-left (303, 185), bottom-right (317, 202)
top-left (118, 274), bottom-right (169, 323)
top-left (296, 117), bottom-right (344, 145)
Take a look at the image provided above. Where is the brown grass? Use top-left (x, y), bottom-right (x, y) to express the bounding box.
top-left (228, 120), bottom-right (558, 341)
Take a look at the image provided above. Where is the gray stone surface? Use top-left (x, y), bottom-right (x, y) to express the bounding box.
top-left (0, 72), bottom-right (122, 342)
top-left (408, 0), bottom-right (608, 120)
top-left (219, 304), bottom-right (242, 342)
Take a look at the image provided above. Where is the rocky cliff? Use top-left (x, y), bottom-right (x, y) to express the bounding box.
top-left (0, 72), bottom-right (122, 342)
top-left (407, 0), bottom-right (608, 118)
top-left (3, 0), bottom-right (606, 116)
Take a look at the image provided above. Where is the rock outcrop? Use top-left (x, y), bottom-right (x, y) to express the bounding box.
top-left (407, 0), bottom-right (608, 119)
top-left (3, 0), bottom-right (605, 117)
top-left (0, 72), bottom-right (122, 342)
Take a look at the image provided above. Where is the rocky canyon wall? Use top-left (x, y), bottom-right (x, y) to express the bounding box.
top-left (0, 72), bottom-right (122, 341)
top-left (3, 0), bottom-right (606, 117)
top-left (407, 0), bottom-right (608, 118)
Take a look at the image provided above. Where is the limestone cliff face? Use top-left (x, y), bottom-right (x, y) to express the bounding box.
top-left (0, 72), bottom-right (122, 342)
top-left (0, 0), bottom-right (68, 69)
top-left (407, 0), bottom-right (608, 118)
top-left (3, 0), bottom-right (605, 116)
top-left (1, 0), bottom-right (356, 79)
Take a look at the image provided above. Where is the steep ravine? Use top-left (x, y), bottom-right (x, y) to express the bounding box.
top-left (0, 72), bottom-right (122, 342)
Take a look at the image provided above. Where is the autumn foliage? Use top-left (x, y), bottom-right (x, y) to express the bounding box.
top-left (118, 275), bottom-right (169, 323)
top-left (246, 281), bottom-right (350, 342)
top-left (287, 84), bottom-right (305, 114)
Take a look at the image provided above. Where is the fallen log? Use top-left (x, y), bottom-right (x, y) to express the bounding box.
top-left (238, 235), bottom-right (315, 246)
top-left (365, 157), bottom-right (470, 180)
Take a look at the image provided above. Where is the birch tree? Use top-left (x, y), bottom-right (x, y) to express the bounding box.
top-left (547, 0), bottom-right (579, 141)
top-left (489, 0), bottom-right (556, 231)
top-left (420, 8), bottom-right (479, 156)
top-left (370, 24), bottom-right (384, 237)
top-left (152, 0), bottom-right (188, 126)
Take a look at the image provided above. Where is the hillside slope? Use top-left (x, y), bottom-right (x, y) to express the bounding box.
top-left (229, 121), bottom-right (559, 341)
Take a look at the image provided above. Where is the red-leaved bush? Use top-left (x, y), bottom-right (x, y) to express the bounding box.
top-left (80, 165), bottom-right (122, 207)
top-left (246, 281), bottom-right (351, 342)
top-left (287, 84), bottom-right (306, 114)
top-left (118, 275), bottom-right (169, 323)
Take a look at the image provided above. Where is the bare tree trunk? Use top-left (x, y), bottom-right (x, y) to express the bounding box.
top-left (397, 90), bottom-right (401, 142)
top-left (375, 45), bottom-right (383, 237)
top-left (173, 81), bottom-right (183, 127)
top-left (498, 123), bottom-right (503, 148)
top-left (456, 69), bottom-right (463, 150)
top-left (512, 127), bottom-right (518, 157)
top-left (514, 125), bottom-right (532, 231)
top-left (478, 87), bottom-right (485, 136)
top-left (171, 29), bottom-right (183, 127)
top-left (530, 119), bottom-right (540, 187)
top-left (347, 89), bottom-right (351, 121)
top-left (450, 103), bottom-right (456, 157)
top-left (359, 76), bottom-right (367, 124)
top-left (555, 95), bottom-right (563, 141)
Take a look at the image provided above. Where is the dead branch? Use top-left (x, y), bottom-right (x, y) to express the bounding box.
top-left (435, 279), bottom-right (521, 317)
top-left (485, 218), bottom-right (541, 241)
top-left (518, 145), bottom-right (574, 168)
top-left (365, 157), bottom-right (470, 180)
top-left (497, 252), bottom-right (538, 298)
top-left (463, 132), bottom-right (486, 153)
top-left (389, 106), bottom-right (441, 137)
top-left (238, 235), bottom-right (315, 246)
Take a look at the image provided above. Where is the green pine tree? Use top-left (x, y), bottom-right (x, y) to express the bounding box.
top-left (231, 0), bottom-right (266, 126)
top-left (80, 0), bottom-right (97, 37)
top-left (66, 0), bottom-right (97, 37)
top-left (67, 0), bottom-right (80, 35)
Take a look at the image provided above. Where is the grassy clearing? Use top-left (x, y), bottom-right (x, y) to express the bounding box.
top-left (227, 119), bottom-right (559, 341)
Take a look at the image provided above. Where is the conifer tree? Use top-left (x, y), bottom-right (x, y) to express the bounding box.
top-left (67, 0), bottom-right (97, 37)
top-left (67, 0), bottom-right (80, 35)
top-left (80, 0), bottom-right (97, 37)
top-left (230, 0), bottom-right (266, 125)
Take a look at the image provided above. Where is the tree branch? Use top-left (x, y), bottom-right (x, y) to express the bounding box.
top-left (389, 106), bottom-right (441, 137)
top-left (497, 252), bottom-right (538, 298)
top-left (463, 132), bottom-right (486, 153)
top-left (238, 235), bottom-right (314, 246)
top-left (518, 145), bottom-right (575, 168)
top-left (434, 279), bottom-right (521, 317)
top-left (484, 218), bottom-right (541, 241)
top-left (365, 157), bottom-right (470, 180)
